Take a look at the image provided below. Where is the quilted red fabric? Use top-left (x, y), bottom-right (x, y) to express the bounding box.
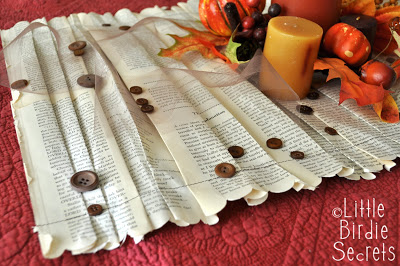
top-left (1, 1), bottom-right (400, 264)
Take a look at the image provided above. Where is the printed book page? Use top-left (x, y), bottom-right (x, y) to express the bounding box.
top-left (0, 0), bottom-right (398, 258)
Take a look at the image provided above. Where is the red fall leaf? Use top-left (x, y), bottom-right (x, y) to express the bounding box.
top-left (158, 23), bottom-right (230, 62)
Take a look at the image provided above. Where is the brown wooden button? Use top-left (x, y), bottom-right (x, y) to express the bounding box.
top-left (70, 171), bottom-right (99, 193)
top-left (136, 98), bottom-right (148, 105)
top-left (325, 127), bottom-right (338, 135)
top-left (141, 105), bottom-right (154, 113)
top-left (119, 25), bottom-right (131, 31)
top-left (228, 146), bottom-right (244, 158)
top-left (290, 151), bottom-right (305, 159)
top-left (87, 204), bottom-right (103, 216)
top-left (77, 74), bottom-right (97, 88)
top-left (306, 91), bottom-right (319, 100)
top-left (73, 49), bottom-right (85, 56)
top-left (129, 86), bottom-right (143, 94)
top-left (102, 23), bottom-right (111, 27)
top-left (296, 105), bottom-right (313, 115)
top-left (10, 79), bottom-right (29, 90)
top-left (266, 138), bottom-right (283, 149)
top-left (68, 41), bottom-right (86, 51)
top-left (215, 163), bottom-right (236, 178)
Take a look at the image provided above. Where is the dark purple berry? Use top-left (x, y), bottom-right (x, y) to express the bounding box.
top-left (253, 27), bottom-right (266, 41)
top-left (255, 14), bottom-right (270, 28)
top-left (255, 20), bottom-right (268, 28)
top-left (268, 3), bottom-right (281, 17)
top-left (251, 11), bottom-right (264, 25)
top-left (233, 29), bottom-right (253, 43)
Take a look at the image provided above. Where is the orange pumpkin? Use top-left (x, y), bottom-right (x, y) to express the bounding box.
top-left (199, 0), bottom-right (266, 36)
top-left (323, 23), bottom-right (371, 67)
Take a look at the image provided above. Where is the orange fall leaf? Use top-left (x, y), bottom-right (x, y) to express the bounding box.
top-left (314, 57), bottom-right (386, 105)
top-left (314, 58), bottom-right (398, 123)
top-left (373, 92), bottom-right (400, 123)
top-left (158, 23), bottom-right (229, 62)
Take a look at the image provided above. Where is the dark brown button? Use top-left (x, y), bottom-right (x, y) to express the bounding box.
top-left (87, 204), bottom-right (103, 216)
top-left (266, 138), bottom-right (283, 149)
top-left (70, 170), bottom-right (99, 193)
top-left (228, 146), bottom-right (244, 158)
top-left (296, 105), bottom-right (313, 115)
top-left (306, 91), bottom-right (319, 100)
top-left (10, 79), bottom-right (29, 90)
top-left (68, 41), bottom-right (86, 51)
top-left (74, 49), bottom-right (85, 56)
top-left (215, 163), bottom-right (236, 178)
top-left (119, 25), bottom-right (131, 31)
top-left (129, 86), bottom-right (143, 94)
top-left (141, 105), bottom-right (154, 113)
top-left (77, 74), bottom-right (96, 88)
top-left (102, 23), bottom-right (111, 27)
top-left (136, 98), bottom-right (148, 105)
top-left (325, 127), bottom-right (338, 135)
top-left (290, 151), bottom-right (304, 159)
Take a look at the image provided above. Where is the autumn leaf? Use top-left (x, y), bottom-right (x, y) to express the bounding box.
top-left (314, 58), bottom-right (398, 123)
top-left (374, 10), bottom-right (400, 54)
top-left (314, 57), bottom-right (386, 105)
top-left (158, 23), bottom-right (230, 62)
top-left (341, 0), bottom-right (376, 16)
top-left (391, 58), bottom-right (400, 79)
top-left (373, 92), bottom-right (399, 123)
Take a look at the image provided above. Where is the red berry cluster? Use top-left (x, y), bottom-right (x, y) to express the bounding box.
top-left (233, 3), bottom-right (281, 50)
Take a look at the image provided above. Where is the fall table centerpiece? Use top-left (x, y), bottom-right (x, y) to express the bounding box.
top-left (159, 0), bottom-right (400, 123)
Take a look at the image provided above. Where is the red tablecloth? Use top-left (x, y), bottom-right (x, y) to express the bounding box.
top-left (1, 1), bottom-right (399, 264)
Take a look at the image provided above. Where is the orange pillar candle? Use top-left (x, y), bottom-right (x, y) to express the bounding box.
top-left (272, 0), bottom-right (341, 33)
top-left (261, 16), bottom-right (323, 100)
